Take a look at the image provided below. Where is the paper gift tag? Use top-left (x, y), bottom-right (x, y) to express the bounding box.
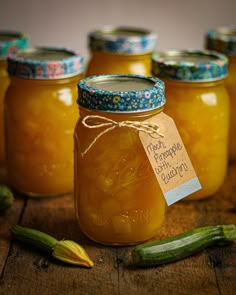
top-left (139, 112), bottom-right (201, 205)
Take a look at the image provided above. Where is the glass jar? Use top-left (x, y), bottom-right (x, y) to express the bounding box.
top-left (0, 31), bottom-right (29, 166)
top-left (85, 26), bottom-right (157, 76)
top-left (205, 26), bottom-right (236, 161)
top-left (74, 74), bottom-right (166, 245)
top-left (152, 50), bottom-right (229, 200)
top-left (5, 47), bottom-right (84, 196)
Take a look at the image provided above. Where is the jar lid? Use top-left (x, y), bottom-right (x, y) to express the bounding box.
top-left (8, 47), bottom-right (84, 79)
top-left (78, 74), bottom-right (165, 113)
top-left (206, 26), bottom-right (236, 56)
top-left (0, 31), bottom-right (29, 59)
top-left (152, 50), bottom-right (228, 82)
top-left (88, 26), bottom-right (157, 54)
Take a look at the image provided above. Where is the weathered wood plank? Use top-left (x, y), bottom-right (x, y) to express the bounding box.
top-left (206, 165), bottom-right (236, 295)
top-left (117, 204), bottom-right (219, 295)
top-left (0, 194), bottom-right (119, 295)
top-left (116, 165), bottom-right (236, 295)
top-left (0, 196), bottom-right (25, 277)
top-left (0, 166), bottom-right (235, 295)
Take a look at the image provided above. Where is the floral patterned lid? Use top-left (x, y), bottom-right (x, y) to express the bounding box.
top-left (78, 74), bottom-right (165, 113)
top-left (8, 47), bottom-right (84, 79)
top-left (206, 26), bottom-right (236, 56)
top-left (88, 26), bottom-right (157, 54)
top-left (0, 31), bottom-right (29, 59)
top-left (152, 50), bottom-right (228, 82)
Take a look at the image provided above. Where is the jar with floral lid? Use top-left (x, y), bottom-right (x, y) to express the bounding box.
top-left (5, 47), bottom-right (84, 196)
top-left (206, 26), bottom-right (236, 161)
top-left (152, 50), bottom-right (229, 200)
top-left (85, 26), bottom-right (157, 77)
top-left (0, 31), bottom-right (29, 167)
top-left (74, 74), bottom-right (168, 245)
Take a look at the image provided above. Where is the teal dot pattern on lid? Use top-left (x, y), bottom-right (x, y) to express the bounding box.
top-left (7, 47), bottom-right (84, 79)
top-left (0, 31), bottom-right (29, 58)
top-left (89, 26), bottom-right (157, 54)
top-left (152, 50), bottom-right (228, 82)
top-left (78, 74), bottom-right (166, 113)
top-left (206, 27), bottom-right (236, 55)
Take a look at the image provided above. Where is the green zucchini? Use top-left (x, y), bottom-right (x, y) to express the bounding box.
top-left (0, 184), bottom-right (14, 213)
top-left (132, 224), bottom-right (236, 267)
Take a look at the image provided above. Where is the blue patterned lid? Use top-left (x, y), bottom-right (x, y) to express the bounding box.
top-left (152, 50), bottom-right (228, 82)
top-left (8, 47), bottom-right (84, 79)
top-left (88, 26), bottom-right (157, 54)
top-left (78, 74), bottom-right (165, 113)
top-left (206, 26), bottom-right (236, 56)
top-left (0, 31), bottom-right (29, 59)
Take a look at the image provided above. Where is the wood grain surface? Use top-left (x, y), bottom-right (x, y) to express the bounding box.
top-left (0, 165), bottom-right (235, 295)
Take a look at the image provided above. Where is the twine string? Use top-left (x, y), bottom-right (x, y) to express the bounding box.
top-left (81, 115), bottom-right (164, 157)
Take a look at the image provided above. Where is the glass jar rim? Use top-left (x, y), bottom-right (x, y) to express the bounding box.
top-left (152, 49), bottom-right (228, 82)
top-left (89, 26), bottom-right (157, 54)
top-left (7, 47), bottom-right (84, 79)
top-left (78, 74), bottom-right (166, 113)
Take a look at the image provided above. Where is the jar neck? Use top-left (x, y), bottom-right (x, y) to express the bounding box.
top-left (79, 106), bottom-right (164, 121)
top-left (9, 74), bottom-right (83, 85)
top-left (90, 50), bottom-right (152, 60)
top-left (159, 78), bottom-right (226, 88)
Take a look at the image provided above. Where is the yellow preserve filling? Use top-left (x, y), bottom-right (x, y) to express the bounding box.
top-left (164, 80), bottom-right (229, 200)
top-left (74, 111), bottom-right (166, 244)
top-left (85, 51), bottom-right (152, 76)
top-left (5, 75), bottom-right (82, 195)
top-left (226, 56), bottom-right (236, 161)
top-left (0, 60), bottom-right (10, 164)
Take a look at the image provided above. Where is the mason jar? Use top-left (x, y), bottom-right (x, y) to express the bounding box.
top-left (5, 47), bottom-right (84, 196)
top-left (74, 74), bottom-right (167, 245)
top-left (152, 50), bottom-right (229, 200)
top-left (85, 26), bottom-right (157, 76)
top-left (0, 31), bottom-right (29, 166)
top-left (205, 26), bottom-right (236, 161)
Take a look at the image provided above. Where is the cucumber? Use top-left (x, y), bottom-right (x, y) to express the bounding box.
top-left (132, 225), bottom-right (236, 267)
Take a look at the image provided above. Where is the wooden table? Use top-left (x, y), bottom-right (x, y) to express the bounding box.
top-left (0, 165), bottom-right (236, 295)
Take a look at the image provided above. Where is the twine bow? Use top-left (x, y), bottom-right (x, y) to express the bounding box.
top-left (81, 115), bottom-right (164, 157)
